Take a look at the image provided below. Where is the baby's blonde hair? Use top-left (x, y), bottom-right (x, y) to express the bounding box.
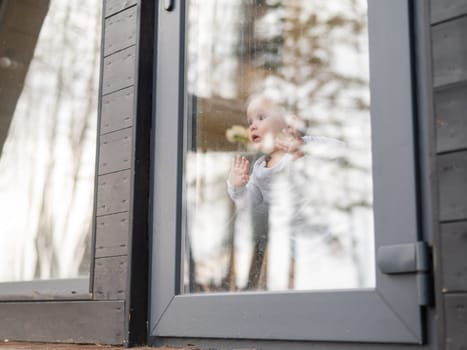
top-left (245, 94), bottom-right (289, 116)
top-left (245, 94), bottom-right (305, 135)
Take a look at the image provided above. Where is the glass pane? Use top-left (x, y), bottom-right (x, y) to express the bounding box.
top-left (0, 0), bottom-right (101, 282)
top-left (184, 0), bottom-right (375, 293)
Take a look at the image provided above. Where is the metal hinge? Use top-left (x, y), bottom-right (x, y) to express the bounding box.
top-left (377, 242), bottom-right (433, 306)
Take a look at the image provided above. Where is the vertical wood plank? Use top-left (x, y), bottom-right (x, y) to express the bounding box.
top-left (102, 46), bottom-right (136, 95)
top-left (435, 84), bottom-right (467, 153)
top-left (440, 221), bottom-right (467, 291)
top-left (431, 0), bottom-right (467, 24)
top-left (96, 212), bottom-right (129, 258)
top-left (96, 169), bottom-right (131, 216)
top-left (93, 256), bottom-right (128, 300)
top-left (101, 87), bottom-right (134, 134)
top-left (445, 294), bottom-right (467, 349)
top-left (438, 151), bottom-right (467, 221)
top-left (104, 6), bottom-right (137, 56)
top-left (432, 16), bottom-right (467, 88)
top-left (105, 0), bottom-right (137, 18)
top-left (99, 127), bottom-right (133, 175)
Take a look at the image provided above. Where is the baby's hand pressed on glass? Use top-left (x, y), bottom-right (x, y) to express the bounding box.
top-left (228, 155), bottom-right (250, 187)
top-left (276, 127), bottom-right (305, 159)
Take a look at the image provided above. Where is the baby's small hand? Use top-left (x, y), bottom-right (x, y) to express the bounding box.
top-left (276, 128), bottom-right (304, 159)
top-left (228, 155), bottom-right (250, 187)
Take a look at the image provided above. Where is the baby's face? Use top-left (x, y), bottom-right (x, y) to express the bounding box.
top-left (246, 97), bottom-right (287, 153)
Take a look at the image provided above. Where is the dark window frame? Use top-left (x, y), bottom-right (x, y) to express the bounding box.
top-left (149, 0), bottom-right (428, 344)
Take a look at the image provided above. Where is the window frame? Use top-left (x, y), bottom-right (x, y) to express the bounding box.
top-left (149, 0), bottom-right (425, 344)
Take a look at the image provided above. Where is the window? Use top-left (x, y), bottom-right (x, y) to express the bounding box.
top-left (150, 0), bottom-right (425, 343)
top-left (184, 0), bottom-right (375, 294)
top-left (0, 0), bottom-right (101, 296)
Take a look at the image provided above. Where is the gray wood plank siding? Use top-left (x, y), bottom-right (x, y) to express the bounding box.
top-left (105, 0), bottom-right (138, 18)
top-left (438, 151), bottom-right (467, 221)
top-left (95, 212), bottom-right (129, 258)
top-left (91, 0), bottom-right (142, 345)
top-left (102, 46), bottom-right (136, 95)
top-left (440, 222), bottom-right (467, 292)
top-left (104, 6), bottom-right (137, 56)
top-left (431, 0), bottom-right (467, 25)
top-left (0, 301), bottom-right (125, 344)
top-left (444, 294), bottom-right (467, 349)
top-left (101, 86), bottom-right (135, 134)
top-left (97, 169), bottom-right (131, 216)
top-left (432, 16), bottom-right (467, 88)
top-left (94, 256), bottom-right (128, 300)
top-left (98, 127), bottom-right (133, 175)
top-left (435, 83), bottom-right (467, 153)
top-left (431, 1), bottom-right (467, 348)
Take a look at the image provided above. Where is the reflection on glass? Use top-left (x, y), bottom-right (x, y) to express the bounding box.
top-left (184, 0), bottom-right (375, 293)
top-left (0, 0), bottom-right (101, 282)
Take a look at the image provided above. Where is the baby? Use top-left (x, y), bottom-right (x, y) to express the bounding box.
top-left (227, 95), bottom-right (346, 290)
top-left (227, 95), bottom-right (304, 208)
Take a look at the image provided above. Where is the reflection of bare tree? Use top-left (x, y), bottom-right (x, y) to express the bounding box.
top-left (34, 3), bottom-right (72, 278)
top-left (61, 4), bottom-right (100, 276)
top-left (0, 0), bottom-right (101, 281)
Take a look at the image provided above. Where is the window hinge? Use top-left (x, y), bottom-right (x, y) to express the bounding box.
top-left (377, 242), bottom-right (433, 306)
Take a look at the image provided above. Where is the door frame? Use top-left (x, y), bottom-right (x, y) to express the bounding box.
top-left (149, 0), bottom-right (431, 345)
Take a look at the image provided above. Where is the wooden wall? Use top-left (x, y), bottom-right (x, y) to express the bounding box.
top-left (95, 0), bottom-right (138, 305)
top-left (431, 1), bottom-right (467, 349)
top-left (95, 0), bottom-right (152, 345)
